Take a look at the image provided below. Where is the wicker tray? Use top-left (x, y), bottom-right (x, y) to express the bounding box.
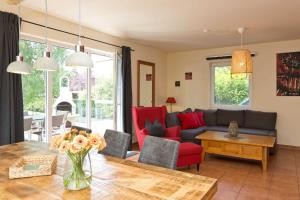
top-left (9, 154), bottom-right (57, 179)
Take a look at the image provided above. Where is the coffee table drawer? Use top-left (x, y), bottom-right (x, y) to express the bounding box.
top-left (203, 141), bottom-right (263, 160)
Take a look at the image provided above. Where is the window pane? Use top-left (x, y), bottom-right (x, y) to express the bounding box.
top-left (213, 65), bottom-right (249, 106)
top-left (52, 46), bottom-right (87, 131)
top-left (91, 54), bottom-right (114, 135)
top-left (20, 40), bottom-right (46, 141)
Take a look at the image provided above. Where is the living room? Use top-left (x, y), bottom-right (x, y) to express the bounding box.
top-left (1, 0), bottom-right (300, 199)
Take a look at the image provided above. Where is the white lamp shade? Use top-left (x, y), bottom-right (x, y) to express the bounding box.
top-left (33, 56), bottom-right (59, 71)
top-left (7, 61), bottom-right (32, 75)
top-left (65, 52), bottom-right (94, 68)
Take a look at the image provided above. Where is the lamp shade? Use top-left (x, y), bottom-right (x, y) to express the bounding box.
top-left (7, 56), bottom-right (32, 75)
top-left (65, 51), bottom-right (93, 68)
top-left (166, 97), bottom-right (176, 104)
top-left (34, 56), bottom-right (59, 71)
top-left (231, 49), bottom-right (253, 75)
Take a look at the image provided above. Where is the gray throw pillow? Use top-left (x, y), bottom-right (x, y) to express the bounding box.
top-left (166, 112), bottom-right (181, 128)
top-left (145, 119), bottom-right (165, 137)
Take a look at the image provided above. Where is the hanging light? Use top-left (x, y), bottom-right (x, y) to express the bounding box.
top-left (33, 0), bottom-right (58, 71)
top-left (65, 0), bottom-right (93, 68)
top-left (7, 5), bottom-right (32, 75)
top-left (231, 27), bottom-right (253, 78)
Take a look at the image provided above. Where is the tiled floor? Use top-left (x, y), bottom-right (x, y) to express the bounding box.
top-left (128, 145), bottom-right (300, 200)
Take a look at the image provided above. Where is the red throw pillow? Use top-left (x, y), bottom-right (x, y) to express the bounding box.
top-left (177, 112), bottom-right (201, 129)
top-left (196, 111), bottom-right (206, 126)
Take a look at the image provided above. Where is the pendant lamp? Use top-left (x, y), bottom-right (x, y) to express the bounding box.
top-left (7, 5), bottom-right (32, 75)
top-left (33, 0), bottom-right (58, 71)
top-left (231, 27), bottom-right (253, 78)
top-left (65, 0), bottom-right (93, 68)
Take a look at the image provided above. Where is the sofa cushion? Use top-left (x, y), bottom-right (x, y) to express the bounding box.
top-left (180, 127), bottom-right (206, 141)
top-left (178, 143), bottom-right (202, 156)
top-left (166, 112), bottom-right (181, 128)
top-left (195, 109), bottom-right (217, 126)
top-left (145, 119), bottom-right (165, 137)
top-left (204, 126), bottom-right (228, 132)
top-left (238, 128), bottom-right (275, 136)
top-left (244, 110), bottom-right (277, 130)
top-left (182, 108), bottom-right (192, 113)
top-left (217, 109), bottom-right (245, 127)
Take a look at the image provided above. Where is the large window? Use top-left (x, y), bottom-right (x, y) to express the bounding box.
top-left (211, 63), bottom-right (251, 108)
top-left (21, 39), bottom-right (116, 141)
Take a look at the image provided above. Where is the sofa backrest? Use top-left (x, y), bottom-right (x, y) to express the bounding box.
top-left (244, 110), bottom-right (277, 130)
top-left (194, 108), bottom-right (277, 130)
top-left (216, 109), bottom-right (245, 127)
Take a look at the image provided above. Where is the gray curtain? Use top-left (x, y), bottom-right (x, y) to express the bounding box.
top-left (121, 46), bottom-right (132, 149)
top-left (0, 11), bottom-right (24, 145)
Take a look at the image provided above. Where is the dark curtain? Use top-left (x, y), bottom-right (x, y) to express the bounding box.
top-left (121, 46), bottom-right (132, 149)
top-left (0, 11), bottom-right (24, 145)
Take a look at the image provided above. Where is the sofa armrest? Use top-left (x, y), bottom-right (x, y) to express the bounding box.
top-left (165, 126), bottom-right (181, 138)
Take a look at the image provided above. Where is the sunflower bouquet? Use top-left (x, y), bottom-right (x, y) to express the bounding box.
top-left (50, 128), bottom-right (106, 190)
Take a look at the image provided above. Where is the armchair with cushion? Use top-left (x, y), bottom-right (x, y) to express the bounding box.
top-left (132, 106), bottom-right (181, 149)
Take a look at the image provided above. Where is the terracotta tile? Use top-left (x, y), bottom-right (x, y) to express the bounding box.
top-left (268, 187), bottom-right (300, 200)
top-left (212, 189), bottom-right (238, 200)
top-left (239, 184), bottom-right (269, 199)
top-left (236, 192), bottom-right (268, 200)
top-left (218, 179), bottom-right (243, 193)
top-left (272, 174), bottom-right (298, 186)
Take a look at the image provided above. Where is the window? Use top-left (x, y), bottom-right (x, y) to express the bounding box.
top-left (20, 38), bottom-right (117, 141)
top-left (210, 63), bottom-right (251, 108)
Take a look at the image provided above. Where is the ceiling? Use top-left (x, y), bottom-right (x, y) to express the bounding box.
top-left (20, 0), bottom-right (300, 52)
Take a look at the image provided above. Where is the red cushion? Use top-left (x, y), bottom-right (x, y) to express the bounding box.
top-left (177, 112), bottom-right (204, 129)
top-left (196, 111), bottom-right (206, 126)
top-left (179, 142), bottom-right (202, 156)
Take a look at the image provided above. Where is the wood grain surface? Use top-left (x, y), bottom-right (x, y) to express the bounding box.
top-left (0, 141), bottom-right (217, 200)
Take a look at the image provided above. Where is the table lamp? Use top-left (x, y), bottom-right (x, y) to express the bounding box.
top-left (166, 97), bottom-right (176, 112)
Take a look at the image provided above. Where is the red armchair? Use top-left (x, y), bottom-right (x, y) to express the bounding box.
top-left (132, 106), bottom-right (181, 150)
top-left (132, 106), bottom-right (202, 170)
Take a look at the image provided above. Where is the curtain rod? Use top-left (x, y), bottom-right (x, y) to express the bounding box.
top-left (206, 53), bottom-right (255, 60)
top-left (21, 19), bottom-right (135, 51)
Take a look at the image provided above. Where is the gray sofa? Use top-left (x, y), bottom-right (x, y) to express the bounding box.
top-left (166, 108), bottom-right (277, 154)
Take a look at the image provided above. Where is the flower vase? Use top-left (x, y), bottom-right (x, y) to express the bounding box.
top-left (63, 152), bottom-right (92, 190)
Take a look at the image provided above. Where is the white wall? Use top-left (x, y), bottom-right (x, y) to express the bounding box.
top-left (167, 39), bottom-right (300, 146)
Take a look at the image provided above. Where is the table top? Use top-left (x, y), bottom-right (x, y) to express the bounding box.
top-left (0, 141), bottom-right (217, 200)
top-left (196, 131), bottom-right (275, 147)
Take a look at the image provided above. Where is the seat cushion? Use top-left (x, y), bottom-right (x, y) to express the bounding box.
top-left (238, 128), bottom-right (275, 136)
top-left (179, 142), bottom-right (202, 156)
top-left (217, 109), bottom-right (245, 127)
top-left (204, 126), bottom-right (228, 132)
top-left (180, 127), bottom-right (206, 140)
top-left (244, 110), bottom-right (277, 130)
top-left (166, 112), bottom-right (181, 128)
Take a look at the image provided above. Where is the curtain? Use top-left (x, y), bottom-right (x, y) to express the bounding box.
top-left (121, 46), bottom-right (132, 149)
top-left (0, 11), bottom-right (24, 145)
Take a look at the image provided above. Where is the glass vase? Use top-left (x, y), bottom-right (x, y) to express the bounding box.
top-left (63, 152), bottom-right (92, 190)
top-left (228, 121), bottom-right (239, 137)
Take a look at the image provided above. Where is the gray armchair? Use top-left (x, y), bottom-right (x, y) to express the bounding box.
top-left (138, 136), bottom-right (179, 170)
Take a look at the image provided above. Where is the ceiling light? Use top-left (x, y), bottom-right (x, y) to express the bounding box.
top-left (231, 27), bottom-right (253, 78)
top-left (33, 0), bottom-right (58, 71)
top-left (65, 0), bottom-right (93, 68)
top-left (7, 5), bottom-right (32, 75)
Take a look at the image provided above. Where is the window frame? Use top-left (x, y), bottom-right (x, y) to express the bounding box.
top-left (210, 62), bottom-right (252, 110)
top-left (20, 33), bottom-right (117, 141)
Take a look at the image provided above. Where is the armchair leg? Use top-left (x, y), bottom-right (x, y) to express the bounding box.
top-left (196, 163), bottom-right (200, 172)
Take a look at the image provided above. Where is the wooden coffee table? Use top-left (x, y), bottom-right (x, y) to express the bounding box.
top-left (196, 131), bottom-right (276, 171)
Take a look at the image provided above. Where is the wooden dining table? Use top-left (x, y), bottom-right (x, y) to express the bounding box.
top-left (0, 141), bottom-right (217, 200)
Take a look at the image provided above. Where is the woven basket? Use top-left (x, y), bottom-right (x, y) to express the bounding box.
top-left (9, 154), bottom-right (57, 179)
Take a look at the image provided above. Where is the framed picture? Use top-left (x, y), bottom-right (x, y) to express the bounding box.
top-left (175, 81), bottom-right (180, 87)
top-left (185, 72), bottom-right (192, 80)
top-left (277, 52), bottom-right (300, 96)
top-left (146, 74), bottom-right (152, 81)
